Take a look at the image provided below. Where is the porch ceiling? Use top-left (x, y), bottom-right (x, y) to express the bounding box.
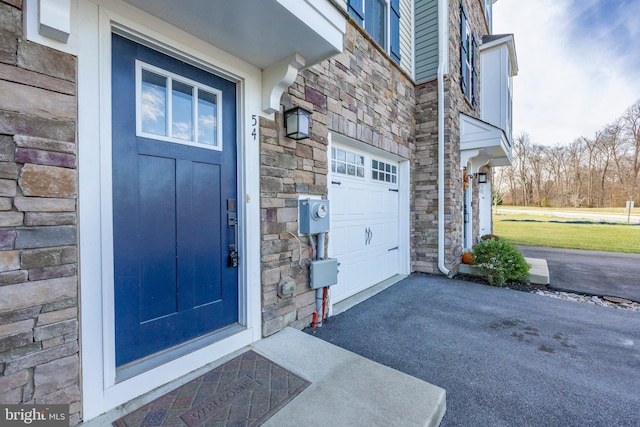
top-left (460, 113), bottom-right (512, 170)
top-left (122, 0), bottom-right (346, 70)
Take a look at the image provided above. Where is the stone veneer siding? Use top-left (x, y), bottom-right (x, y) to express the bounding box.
top-left (412, 0), bottom-right (492, 273)
top-left (260, 20), bottom-right (415, 336)
top-left (454, 0), bottom-right (491, 249)
top-left (0, 0), bottom-right (80, 424)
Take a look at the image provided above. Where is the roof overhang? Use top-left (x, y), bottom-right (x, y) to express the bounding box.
top-left (460, 113), bottom-right (512, 170)
top-left (122, 0), bottom-right (346, 112)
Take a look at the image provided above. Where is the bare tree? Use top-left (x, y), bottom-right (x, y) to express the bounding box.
top-left (566, 139), bottom-right (585, 207)
top-left (528, 143), bottom-right (546, 206)
top-left (593, 129), bottom-right (614, 207)
top-left (622, 100), bottom-right (640, 201)
top-left (602, 121), bottom-right (625, 205)
top-left (513, 133), bottom-right (533, 206)
top-left (496, 99), bottom-right (640, 208)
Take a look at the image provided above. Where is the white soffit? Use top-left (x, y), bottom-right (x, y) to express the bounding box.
top-left (122, 0), bottom-right (346, 71)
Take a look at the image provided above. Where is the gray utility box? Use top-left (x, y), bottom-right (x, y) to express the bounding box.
top-left (310, 258), bottom-right (338, 289)
top-left (299, 199), bottom-right (330, 234)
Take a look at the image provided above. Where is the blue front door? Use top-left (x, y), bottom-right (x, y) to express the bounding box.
top-left (112, 34), bottom-right (239, 367)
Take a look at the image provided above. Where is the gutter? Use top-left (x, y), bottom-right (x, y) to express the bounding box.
top-left (437, 0), bottom-right (450, 276)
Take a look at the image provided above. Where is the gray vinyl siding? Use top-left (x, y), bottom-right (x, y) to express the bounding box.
top-left (415, 0), bottom-right (439, 82)
top-left (399, 0), bottom-right (413, 76)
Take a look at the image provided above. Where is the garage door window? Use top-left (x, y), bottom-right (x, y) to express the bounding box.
top-left (372, 159), bottom-right (397, 183)
top-left (332, 147), bottom-right (365, 178)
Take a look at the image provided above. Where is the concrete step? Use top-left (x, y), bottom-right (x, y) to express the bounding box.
top-left (458, 257), bottom-right (550, 285)
top-left (253, 327), bottom-right (447, 427)
top-left (525, 257), bottom-right (550, 285)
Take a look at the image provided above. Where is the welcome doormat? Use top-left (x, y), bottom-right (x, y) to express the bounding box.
top-left (113, 350), bottom-right (310, 427)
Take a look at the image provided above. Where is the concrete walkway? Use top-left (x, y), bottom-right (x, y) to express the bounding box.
top-left (82, 327), bottom-right (446, 427)
top-left (255, 328), bottom-right (446, 427)
top-left (307, 274), bottom-right (640, 426)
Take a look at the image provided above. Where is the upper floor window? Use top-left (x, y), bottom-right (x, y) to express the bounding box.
top-left (460, 3), bottom-right (478, 108)
top-left (348, 0), bottom-right (401, 64)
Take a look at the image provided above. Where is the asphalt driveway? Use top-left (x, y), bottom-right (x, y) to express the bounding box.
top-left (305, 274), bottom-right (640, 426)
top-left (518, 246), bottom-right (640, 303)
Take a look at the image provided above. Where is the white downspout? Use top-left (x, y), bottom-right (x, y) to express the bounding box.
top-left (437, 0), bottom-right (451, 275)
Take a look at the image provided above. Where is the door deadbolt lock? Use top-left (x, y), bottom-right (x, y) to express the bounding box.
top-left (228, 245), bottom-right (239, 268)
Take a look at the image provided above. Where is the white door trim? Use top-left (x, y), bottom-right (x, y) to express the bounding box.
top-left (479, 181), bottom-right (492, 236)
top-left (327, 133), bottom-right (411, 300)
top-left (77, 0), bottom-right (262, 420)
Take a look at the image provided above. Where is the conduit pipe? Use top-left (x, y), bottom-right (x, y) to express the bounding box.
top-left (315, 232), bottom-right (326, 326)
top-left (437, 0), bottom-right (451, 276)
top-left (309, 232), bottom-right (328, 327)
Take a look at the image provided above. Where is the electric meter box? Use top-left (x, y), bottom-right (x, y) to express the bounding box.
top-left (310, 258), bottom-right (338, 289)
top-left (299, 199), bottom-right (330, 234)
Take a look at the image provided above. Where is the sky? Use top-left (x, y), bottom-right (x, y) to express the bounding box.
top-left (492, 0), bottom-right (640, 146)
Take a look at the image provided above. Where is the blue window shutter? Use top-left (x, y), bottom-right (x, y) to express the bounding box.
top-left (390, 0), bottom-right (401, 64)
top-left (472, 35), bottom-right (478, 108)
top-left (349, 0), bottom-right (365, 25)
top-left (460, 2), bottom-right (469, 99)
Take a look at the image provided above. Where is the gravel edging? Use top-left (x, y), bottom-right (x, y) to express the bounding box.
top-left (532, 289), bottom-right (640, 313)
top-left (455, 274), bottom-right (640, 313)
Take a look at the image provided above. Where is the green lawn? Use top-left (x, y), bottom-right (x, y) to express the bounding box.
top-left (493, 214), bottom-right (640, 254)
top-left (496, 206), bottom-right (640, 216)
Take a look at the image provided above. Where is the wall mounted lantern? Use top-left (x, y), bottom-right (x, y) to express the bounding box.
top-left (477, 172), bottom-right (488, 184)
top-left (284, 107), bottom-right (312, 140)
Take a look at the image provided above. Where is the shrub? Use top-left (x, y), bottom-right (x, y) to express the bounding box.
top-left (471, 239), bottom-right (530, 287)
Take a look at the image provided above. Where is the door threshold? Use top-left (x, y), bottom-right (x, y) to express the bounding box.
top-left (116, 323), bottom-right (245, 383)
top-left (331, 275), bottom-right (407, 316)
top-left (80, 342), bottom-right (251, 427)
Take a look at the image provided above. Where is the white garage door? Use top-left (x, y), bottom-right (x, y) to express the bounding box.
top-left (330, 144), bottom-right (400, 302)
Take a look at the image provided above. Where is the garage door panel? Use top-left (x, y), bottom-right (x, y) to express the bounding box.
top-left (367, 188), bottom-right (386, 215)
top-left (334, 257), bottom-right (369, 297)
top-left (331, 144), bottom-right (401, 303)
top-left (337, 251), bottom-right (398, 299)
top-left (369, 217), bottom-right (398, 246)
top-left (384, 191), bottom-right (399, 214)
top-left (331, 224), bottom-right (350, 254)
top-left (333, 222), bottom-right (369, 255)
top-left (333, 183), bottom-right (372, 217)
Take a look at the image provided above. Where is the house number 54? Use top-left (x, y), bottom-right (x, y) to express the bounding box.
top-left (251, 114), bottom-right (257, 141)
